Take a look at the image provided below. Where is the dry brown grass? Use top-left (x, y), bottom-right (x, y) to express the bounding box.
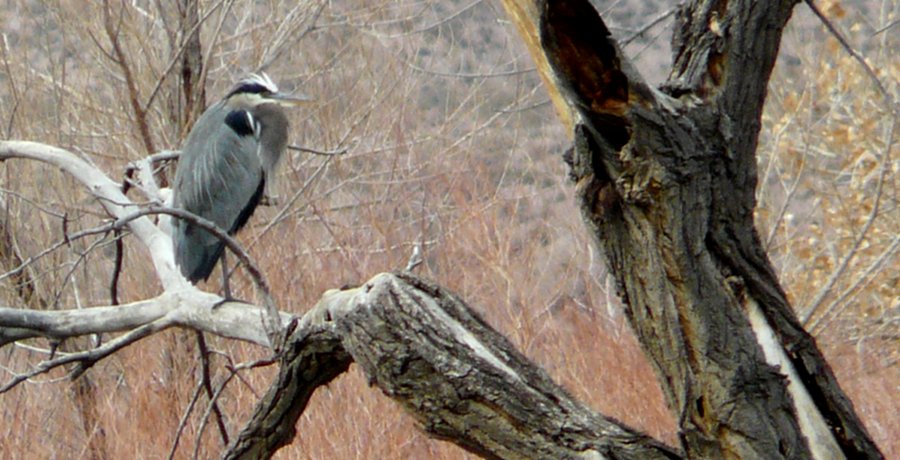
top-left (0, 0), bottom-right (896, 458)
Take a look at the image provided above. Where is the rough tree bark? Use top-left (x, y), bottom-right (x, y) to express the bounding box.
top-left (499, 0), bottom-right (882, 458)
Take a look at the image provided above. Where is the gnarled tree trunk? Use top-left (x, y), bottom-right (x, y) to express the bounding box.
top-left (502, 0), bottom-right (882, 458)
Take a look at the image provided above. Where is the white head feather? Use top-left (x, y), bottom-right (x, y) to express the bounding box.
top-left (232, 73), bottom-right (279, 94)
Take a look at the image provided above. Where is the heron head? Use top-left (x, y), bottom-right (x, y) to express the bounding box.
top-left (226, 73), bottom-right (312, 108)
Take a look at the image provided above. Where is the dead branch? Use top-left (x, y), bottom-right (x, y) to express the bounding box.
top-left (0, 290), bottom-right (290, 348)
top-left (1, 316), bottom-right (173, 394)
top-left (225, 272), bottom-right (682, 460)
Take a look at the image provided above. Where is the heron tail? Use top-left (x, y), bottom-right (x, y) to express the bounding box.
top-left (175, 225), bottom-right (226, 283)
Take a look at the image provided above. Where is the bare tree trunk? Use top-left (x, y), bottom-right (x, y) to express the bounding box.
top-left (500, 0), bottom-right (882, 458)
top-left (178, 0), bottom-right (205, 132)
top-left (230, 0), bottom-right (882, 458)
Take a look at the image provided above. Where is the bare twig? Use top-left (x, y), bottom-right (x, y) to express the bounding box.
top-left (168, 377), bottom-right (206, 460)
top-left (196, 331), bottom-right (230, 446)
top-left (50, 231), bottom-right (115, 311)
top-left (166, 356), bottom-right (275, 460)
top-left (257, 1), bottom-right (326, 72)
top-left (101, 0), bottom-right (156, 154)
top-left (192, 363), bottom-right (238, 460)
top-left (871, 18), bottom-right (899, 37)
top-left (809, 235), bottom-right (900, 334)
top-left (621, 8), bottom-right (676, 46)
top-left (0, 316), bottom-right (172, 394)
top-left (0, 219), bottom-right (126, 285)
top-left (248, 153), bottom-right (334, 247)
top-left (804, 0), bottom-right (895, 107)
top-left (802, 112), bottom-right (895, 324)
top-left (403, 60), bottom-right (537, 79)
top-left (0, 188), bottom-right (67, 219)
top-left (287, 144), bottom-right (348, 156)
top-left (109, 229), bottom-right (124, 306)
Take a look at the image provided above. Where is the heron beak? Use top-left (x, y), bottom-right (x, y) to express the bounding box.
top-left (270, 92), bottom-right (314, 107)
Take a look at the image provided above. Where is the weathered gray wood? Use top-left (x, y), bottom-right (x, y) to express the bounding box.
top-left (226, 273), bottom-right (682, 460)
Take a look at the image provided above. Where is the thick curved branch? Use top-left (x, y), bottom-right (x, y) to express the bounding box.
top-left (226, 273), bottom-right (682, 460)
top-left (223, 324), bottom-right (350, 460)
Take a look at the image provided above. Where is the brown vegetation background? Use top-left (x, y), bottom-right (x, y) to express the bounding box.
top-left (0, 0), bottom-right (896, 458)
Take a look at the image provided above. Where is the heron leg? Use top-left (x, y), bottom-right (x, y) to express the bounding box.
top-left (213, 250), bottom-right (250, 308)
top-left (221, 250), bottom-right (232, 300)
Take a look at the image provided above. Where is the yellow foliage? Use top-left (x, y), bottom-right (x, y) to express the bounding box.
top-left (757, 7), bottom-right (897, 340)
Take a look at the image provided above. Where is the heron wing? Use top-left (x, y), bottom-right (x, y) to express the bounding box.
top-left (172, 104), bottom-right (265, 282)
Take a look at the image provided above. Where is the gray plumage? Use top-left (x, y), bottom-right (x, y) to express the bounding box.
top-left (172, 74), bottom-right (304, 283)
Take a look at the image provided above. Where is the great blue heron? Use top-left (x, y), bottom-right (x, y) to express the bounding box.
top-left (172, 73), bottom-right (307, 284)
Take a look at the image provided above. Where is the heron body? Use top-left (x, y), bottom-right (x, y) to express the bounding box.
top-left (172, 74), bottom-right (302, 283)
